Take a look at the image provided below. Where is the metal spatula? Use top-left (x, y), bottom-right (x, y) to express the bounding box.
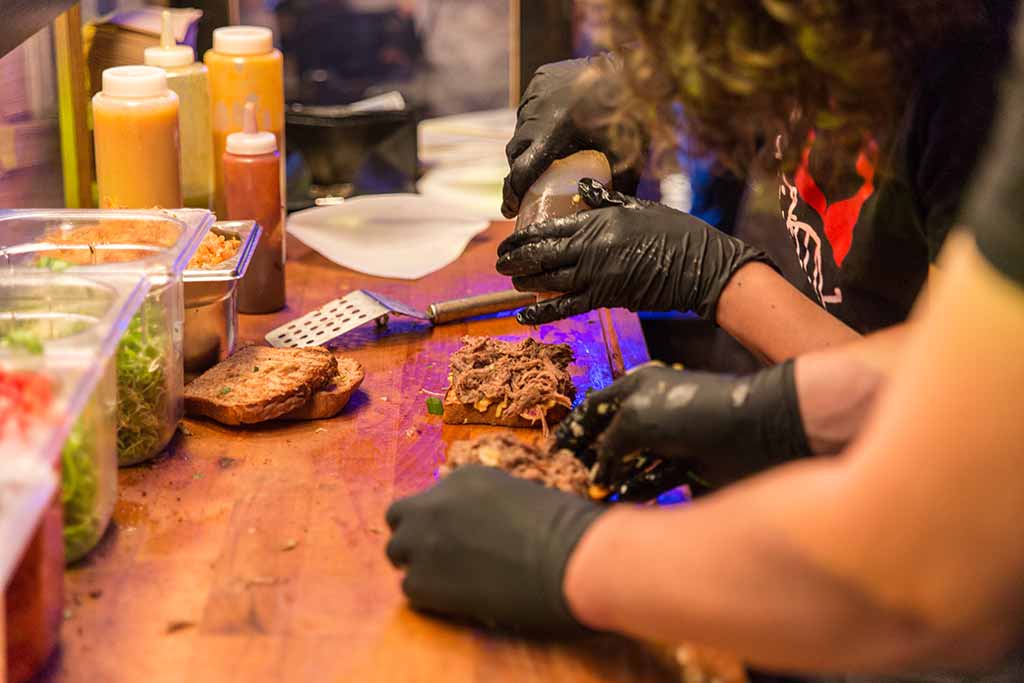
top-left (265, 289), bottom-right (537, 348)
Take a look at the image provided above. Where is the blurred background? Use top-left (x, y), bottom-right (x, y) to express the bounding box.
top-left (0, 0), bottom-right (616, 206)
top-left (0, 0), bottom-right (758, 370)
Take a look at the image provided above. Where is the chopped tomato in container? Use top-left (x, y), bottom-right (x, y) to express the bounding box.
top-left (0, 369), bottom-right (55, 442)
top-left (0, 369), bottom-right (62, 683)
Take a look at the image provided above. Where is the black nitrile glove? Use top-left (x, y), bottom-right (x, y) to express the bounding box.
top-left (556, 362), bottom-right (812, 490)
top-left (385, 465), bottom-right (606, 634)
top-left (496, 180), bottom-right (772, 325)
top-left (502, 55), bottom-right (645, 219)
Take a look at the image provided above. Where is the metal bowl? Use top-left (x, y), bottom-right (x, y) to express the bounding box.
top-left (182, 221), bottom-right (261, 379)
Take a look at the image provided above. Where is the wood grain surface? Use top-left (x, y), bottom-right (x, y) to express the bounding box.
top-left (51, 222), bottom-right (736, 683)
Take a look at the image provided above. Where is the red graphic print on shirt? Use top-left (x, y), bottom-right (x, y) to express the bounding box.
top-left (794, 133), bottom-right (879, 268)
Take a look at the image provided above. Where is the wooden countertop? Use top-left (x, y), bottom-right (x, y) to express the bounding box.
top-left (51, 222), bottom-right (736, 683)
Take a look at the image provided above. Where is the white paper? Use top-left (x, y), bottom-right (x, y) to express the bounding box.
top-left (286, 194), bottom-right (491, 280)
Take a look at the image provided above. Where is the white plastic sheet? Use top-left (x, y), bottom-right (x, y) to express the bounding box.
top-left (286, 194), bottom-right (492, 280)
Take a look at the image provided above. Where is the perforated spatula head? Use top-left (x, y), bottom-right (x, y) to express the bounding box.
top-left (265, 290), bottom-right (427, 348)
top-left (265, 288), bottom-right (537, 348)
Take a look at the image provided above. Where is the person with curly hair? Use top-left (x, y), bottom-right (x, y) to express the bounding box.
top-left (501, 0), bottom-right (1014, 336)
top-left (485, 3), bottom-right (1019, 501)
top-left (385, 2), bottom-right (1024, 680)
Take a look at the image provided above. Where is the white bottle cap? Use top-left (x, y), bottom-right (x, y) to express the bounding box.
top-left (144, 10), bottom-right (195, 68)
top-left (226, 101), bottom-right (278, 155)
top-left (212, 26), bottom-right (274, 56)
top-left (101, 65), bottom-right (169, 98)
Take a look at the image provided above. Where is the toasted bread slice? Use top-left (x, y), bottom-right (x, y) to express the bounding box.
top-left (184, 346), bottom-right (338, 426)
top-left (279, 357), bottom-right (365, 421)
top-left (441, 388), bottom-right (571, 429)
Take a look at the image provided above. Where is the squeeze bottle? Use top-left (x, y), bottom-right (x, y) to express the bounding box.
top-left (224, 101), bottom-right (286, 313)
top-left (515, 151), bottom-right (612, 301)
top-left (144, 11), bottom-right (214, 209)
top-left (92, 66), bottom-right (182, 209)
top-left (205, 26), bottom-right (284, 217)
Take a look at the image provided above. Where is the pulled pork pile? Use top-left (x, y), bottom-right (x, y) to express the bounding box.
top-left (448, 336), bottom-right (574, 422)
top-left (441, 433), bottom-right (590, 497)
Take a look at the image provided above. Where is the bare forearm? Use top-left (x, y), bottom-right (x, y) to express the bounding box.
top-left (565, 239), bottom-right (1024, 674)
top-left (795, 324), bottom-right (909, 454)
top-left (565, 466), bottom-right (948, 674)
top-left (715, 263), bottom-right (861, 363)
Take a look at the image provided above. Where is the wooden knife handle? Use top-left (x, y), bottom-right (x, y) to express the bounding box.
top-left (427, 290), bottom-right (538, 325)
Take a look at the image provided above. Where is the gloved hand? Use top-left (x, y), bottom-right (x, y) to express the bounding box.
top-left (502, 55), bottom-right (645, 219)
top-left (496, 180), bottom-right (772, 325)
top-left (385, 465), bottom-right (606, 634)
top-left (556, 362), bottom-right (812, 490)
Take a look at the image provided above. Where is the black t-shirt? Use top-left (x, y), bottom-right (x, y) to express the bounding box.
top-left (774, 9), bottom-right (1013, 333)
top-left (965, 6), bottom-right (1024, 288)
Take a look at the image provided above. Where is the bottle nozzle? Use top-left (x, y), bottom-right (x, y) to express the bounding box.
top-left (144, 10), bottom-right (194, 68)
top-left (160, 10), bottom-right (174, 50)
top-left (226, 100), bottom-right (278, 156)
top-left (243, 100), bottom-right (257, 135)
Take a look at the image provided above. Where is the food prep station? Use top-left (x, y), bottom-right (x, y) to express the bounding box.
top-left (0, 211), bottom-right (721, 683)
top-left (0, 6), bottom-right (746, 682)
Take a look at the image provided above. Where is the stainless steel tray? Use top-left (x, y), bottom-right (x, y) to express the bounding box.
top-left (182, 221), bottom-right (261, 378)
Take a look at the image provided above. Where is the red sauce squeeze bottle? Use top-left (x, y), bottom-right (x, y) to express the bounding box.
top-left (224, 100), bottom-right (286, 313)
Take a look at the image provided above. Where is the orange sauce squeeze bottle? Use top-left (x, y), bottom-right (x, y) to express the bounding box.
top-left (92, 65), bottom-right (182, 209)
top-left (205, 26), bottom-right (285, 218)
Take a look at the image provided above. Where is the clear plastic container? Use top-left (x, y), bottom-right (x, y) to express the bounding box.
top-left (0, 209), bottom-right (214, 465)
top-left (2, 456), bottom-right (60, 683)
top-left (0, 272), bottom-right (149, 562)
top-left (0, 351), bottom-right (114, 682)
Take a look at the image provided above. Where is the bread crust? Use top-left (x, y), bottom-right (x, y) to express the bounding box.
top-left (279, 358), bottom-right (365, 421)
top-left (441, 388), bottom-right (570, 429)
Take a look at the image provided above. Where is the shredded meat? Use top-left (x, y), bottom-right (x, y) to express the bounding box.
top-left (442, 434), bottom-right (590, 497)
top-left (448, 336), bottom-right (574, 420)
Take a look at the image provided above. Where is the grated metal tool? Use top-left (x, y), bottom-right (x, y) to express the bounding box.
top-left (266, 289), bottom-right (538, 348)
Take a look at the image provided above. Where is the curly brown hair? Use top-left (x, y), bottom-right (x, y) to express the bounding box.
top-left (605, 0), bottom-right (991, 175)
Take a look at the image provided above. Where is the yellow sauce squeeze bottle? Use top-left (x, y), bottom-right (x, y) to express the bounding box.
top-left (93, 65), bottom-right (182, 209)
top-left (144, 10), bottom-right (214, 210)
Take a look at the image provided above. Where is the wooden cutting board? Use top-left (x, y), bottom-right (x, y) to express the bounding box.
top-left (54, 222), bottom-right (744, 683)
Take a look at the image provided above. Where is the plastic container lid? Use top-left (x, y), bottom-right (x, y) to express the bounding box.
top-left (212, 26), bottom-right (274, 56)
top-left (227, 101), bottom-right (278, 156)
top-left (101, 65), bottom-right (169, 98)
top-left (0, 209), bottom-right (215, 282)
top-left (144, 10), bottom-right (195, 69)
